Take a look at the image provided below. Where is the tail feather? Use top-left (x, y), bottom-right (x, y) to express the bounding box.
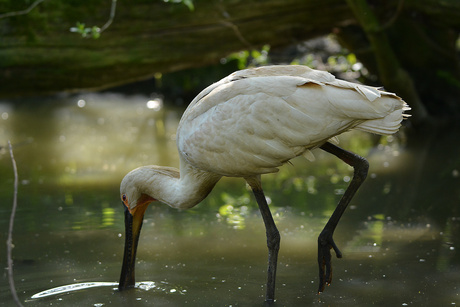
top-left (355, 102), bottom-right (411, 135)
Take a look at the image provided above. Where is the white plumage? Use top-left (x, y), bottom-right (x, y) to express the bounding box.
top-left (177, 65), bottom-right (408, 176)
top-left (118, 65), bottom-right (409, 302)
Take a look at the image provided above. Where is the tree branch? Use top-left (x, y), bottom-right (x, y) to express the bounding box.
top-left (0, 0), bottom-right (45, 20)
top-left (99, 0), bottom-right (117, 33)
top-left (379, 0), bottom-right (405, 31)
top-left (7, 141), bottom-right (23, 307)
top-left (346, 0), bottom-right (429, 124)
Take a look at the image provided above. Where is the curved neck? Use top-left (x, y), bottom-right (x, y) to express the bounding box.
top-left (143, 158), bottom-right (221, 210)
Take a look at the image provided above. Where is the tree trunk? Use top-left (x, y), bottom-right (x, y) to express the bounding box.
top-left (339, 0), bottom-right (460, 121)
top-left (1, 0), bottom-right (459, 121)
top-left (0, 0), bottom-right (352, 96)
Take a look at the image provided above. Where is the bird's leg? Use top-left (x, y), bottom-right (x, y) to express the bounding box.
top-left (248, 179), bottom-right (280, 303)
top-left (318, 142), bottom-right (369, 293)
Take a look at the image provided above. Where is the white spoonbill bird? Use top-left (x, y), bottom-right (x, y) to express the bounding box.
top-left (118, 65), bottom-right (410, 302)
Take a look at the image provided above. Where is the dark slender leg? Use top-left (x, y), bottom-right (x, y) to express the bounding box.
top-left (317, 142), bottom-right (369, 293)
top-left (251, 186), bottom-right (280, 303)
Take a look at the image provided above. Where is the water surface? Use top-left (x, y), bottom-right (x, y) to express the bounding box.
top-left (0, 93), bottom-right (458, 306)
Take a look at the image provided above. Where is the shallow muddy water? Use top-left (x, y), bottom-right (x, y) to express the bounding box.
top-left (0, 92), bottom-right (458, 306)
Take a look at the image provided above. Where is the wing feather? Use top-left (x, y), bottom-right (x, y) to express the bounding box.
top-left (177, 65), bottom-right (409, 176)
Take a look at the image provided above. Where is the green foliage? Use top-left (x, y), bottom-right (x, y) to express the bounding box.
top-left (70, 22), bottom-right (101, 39)
top-left (226, 45), bottom-right (270, 69)
top-left (68, 0), bottom-right (116, 39)
top-left (218, 192), bottom-right (251, 229)
top-left (163, 0), bottom-right (194, 11)
top-left (291, 38), bottom-right (368, 81)
top-left (225, 37), bottom-right (367, 81)
top-left (325, 52), bottom-right (362, 73)
top-left (437, 70), bottom-right (460, 89)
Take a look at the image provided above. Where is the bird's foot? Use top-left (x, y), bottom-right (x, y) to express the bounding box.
top-left (317, 231), bottom-right (342, 293)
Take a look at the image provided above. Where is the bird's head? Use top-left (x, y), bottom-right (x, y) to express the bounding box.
top-left (118, 166), bottom-right (179, 291)
top-left (120, 167), bottom-right (156, 215)
top-left (120, 165), bottom-right (180, 212)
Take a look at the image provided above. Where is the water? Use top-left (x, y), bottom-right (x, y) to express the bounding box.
top-left (0, 93), bottom-right (459, 306)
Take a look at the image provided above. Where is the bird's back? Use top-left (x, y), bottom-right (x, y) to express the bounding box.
top-left (177, 65), bottom-right (409, 177)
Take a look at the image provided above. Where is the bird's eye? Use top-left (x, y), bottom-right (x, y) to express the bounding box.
top-left (122, 194), bottom-right (127, 202)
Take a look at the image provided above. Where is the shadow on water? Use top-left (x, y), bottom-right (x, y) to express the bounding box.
top-left (0, 93), bottom-right (459, 306)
